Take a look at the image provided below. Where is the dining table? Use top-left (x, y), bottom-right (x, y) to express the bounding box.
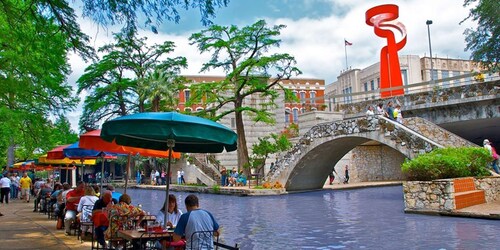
top-left (117, 228), bottom-right (184, 250)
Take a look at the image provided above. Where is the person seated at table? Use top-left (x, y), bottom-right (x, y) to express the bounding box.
top-left (156, 194), bottom-right (184, 249)
top-left (48, 183), bottom-right (62, 213)
top-left (174, 194), bottom-right (219, 250)
top-left (34, 182), bottom-right (52, 212)
top-left (228, 168), bottom-right (238, 187)
top-left (104, 193), bottom-right (145, 245)
top-left (92, 184), bottom-right (100, 197)
top-left (77, 186), bottom-right (98, 237)
top-left (92, 191), bottom-right (114, 249)
top-left (64, 181), bottom-right (85, 236)
top-left (236, 171), bottom-right (247, 186)
top-left (156, 194), bottom-right (183, 228)
top-left (106, 184), bottom-right (122, 203)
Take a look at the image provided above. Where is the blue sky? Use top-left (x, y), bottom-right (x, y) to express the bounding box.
top-left (67, 0), bottom-right (477, 131)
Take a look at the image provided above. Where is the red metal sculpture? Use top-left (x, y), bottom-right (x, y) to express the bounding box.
top-left (366, 4), bottom-right (407, 98)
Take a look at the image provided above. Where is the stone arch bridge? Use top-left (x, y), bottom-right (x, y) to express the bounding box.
top-left (265, 116), bottom-right (474, 192)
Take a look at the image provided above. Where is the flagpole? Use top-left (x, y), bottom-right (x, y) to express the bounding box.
top-left (344, 38), bottom-right (348, 70)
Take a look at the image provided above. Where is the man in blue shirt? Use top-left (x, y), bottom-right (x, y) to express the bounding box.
top-left (174, 194), bottom-right (219, 250)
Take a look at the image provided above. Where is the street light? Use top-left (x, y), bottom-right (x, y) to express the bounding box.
top-left (426, 20), bottom-right (434, 83)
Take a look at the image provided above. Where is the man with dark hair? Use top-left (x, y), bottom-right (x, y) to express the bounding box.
top-left (174, 194), bottom-right (219, 250)
top-left (92, 190), bottom-right (114, 249)
top-left (64, 181), bottom-right (85, 235)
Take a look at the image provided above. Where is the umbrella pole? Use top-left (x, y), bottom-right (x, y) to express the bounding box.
top-left (124, 154), bottom-right (131, 194)
top-left (164, 139), bottom-right (175, 229)
top-left (99, 155), bottom-right (105, 196)
top-left (65, 164), bottom-right (69, 183)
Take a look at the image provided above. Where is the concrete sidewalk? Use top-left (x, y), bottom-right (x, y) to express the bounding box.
top-left (0, 199), bottom-right (91, 250)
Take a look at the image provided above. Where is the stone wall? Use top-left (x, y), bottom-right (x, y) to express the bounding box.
top-left (404, 117), bottom-right (475, 147)
top-left (351, 145), bottom-right (405, 181)
top-left (474, 177), bottom-right (500, 202)
top-left (403, 180), bottom-right (455, 211)
top-left (403, 177), bottom-right (500, 212)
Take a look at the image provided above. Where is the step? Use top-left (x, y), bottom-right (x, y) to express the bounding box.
top-left (454, 190), bottom-right (486, 209)
top-left (453, 177), bottom-right (476, 193)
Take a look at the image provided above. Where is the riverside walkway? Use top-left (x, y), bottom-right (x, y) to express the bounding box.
top-left (0, 182), bottom-right (498, 250)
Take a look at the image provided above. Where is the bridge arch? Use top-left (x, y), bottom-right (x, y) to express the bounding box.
top-left (266, 116), bottom-right (464, 192)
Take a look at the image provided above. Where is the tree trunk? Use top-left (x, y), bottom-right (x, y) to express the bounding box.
top-left (235, 110), bottom-right (250, 176)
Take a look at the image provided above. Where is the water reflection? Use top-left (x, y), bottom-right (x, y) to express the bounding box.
top-left (122, 186), bottom-right (500, 249)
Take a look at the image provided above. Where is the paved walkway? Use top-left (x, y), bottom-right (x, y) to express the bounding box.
top-left (0, 199), bottom-right (90, 250)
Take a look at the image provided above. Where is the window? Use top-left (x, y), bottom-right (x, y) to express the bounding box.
top-left (370, 80), bottom-right (375, 90)
top-left (401, 70), bottom-right (408, 86)
top-left (300, 92), bottom-right (306, 103)
top-left (377, 78), bottom-right (380, 89)
top-left (442, 70), bottom-right (450, 86)
top-left (310, 92), bottom-right (316, 104)
top-left (292, 109), bottom-right (299, 123)
top-left (364, 83), bottom-right (368, 92)
top-left (184, 90), bottom-right (190, 103)
top-left (432, 70), bottom-right (438, 82)
top-left (285, 109), bottom-right (290, 124)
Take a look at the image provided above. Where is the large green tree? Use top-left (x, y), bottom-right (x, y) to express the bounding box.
top-left (462, 0), bottom-right (499, 72)
top-left (189, 20), bottom-right (301, 173)
top-left (0, 0), bottom-right (78, 165)
top-left (77, 31), bottom-right (187, 130)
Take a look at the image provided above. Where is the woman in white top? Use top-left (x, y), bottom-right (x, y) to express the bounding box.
top-left (0, 173), bottom-right (12, 204)
top-left (156, 194), bottom-right (182, 228)
top-left (77, 186), bottom-right (99, 235)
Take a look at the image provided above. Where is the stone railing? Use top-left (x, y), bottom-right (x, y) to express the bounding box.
top-left (403, 117), bottom-right (476, 147)
top-left (265, 116), bottom-right (441, 182)
top-left (340, 79), bottom-right (499, 117)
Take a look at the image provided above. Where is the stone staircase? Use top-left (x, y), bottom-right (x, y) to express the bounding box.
top-left (190, 154), bottom-right (221, 185)
top-left (454, 177), bottom-right (486, 209)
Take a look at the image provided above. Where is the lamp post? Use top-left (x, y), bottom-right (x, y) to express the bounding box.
top-left (426, 20), bottom-right (434, 83)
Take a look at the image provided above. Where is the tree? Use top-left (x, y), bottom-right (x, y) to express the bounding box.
top-left (77, 31), bottom-right (187, 130)
top-left (0, 0), bottom-right (78, 166)
top-left (249, 133), bottom-right (292, 174)
top-left (189, 20), bottom-right (301, 174)
top-left (462, 0), bottom-right (500, 72)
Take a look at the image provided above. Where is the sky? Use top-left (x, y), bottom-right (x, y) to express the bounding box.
top-left (66, 0), bottom-right (477, 132)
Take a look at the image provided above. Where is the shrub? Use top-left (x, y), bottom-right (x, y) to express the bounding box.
top-left (401, 147), bottom-right (491, 181)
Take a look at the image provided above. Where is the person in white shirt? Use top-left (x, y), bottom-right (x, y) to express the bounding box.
top-left (177, 170), bottom-right (181, 184)
top-left (0, 173), bottom-right (12, 204)
top-left (156, 194), bottom-right (183, 228)
top-left (77, 186), bottom-right (99, 236)
top-left (366, 106), bottom-right (375, 116)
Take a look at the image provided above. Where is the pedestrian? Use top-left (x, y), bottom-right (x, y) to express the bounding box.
top-left (0, 173), bottom-right (12, 204)
top-left (366, 106), bottom-right (375, 116)
top-left (10, 172), bottom-right (19, 199)
top-left (386, 101), bottom-right (395, 120)
top-left (376, 103), bottom-right (385, 116)
top-left (173, 194), bottom-right (220, 250)
top-left (136, 170), bottom-right (141, 185)
top-left (180, 169), bottom-right (186, 184)
top-left (343, 165), bottom-right (349, 184)
top-left (483, 139), bottom-right (499, 174)
top-left (161, 170), bottom-right (166, 185)
top-left (220, 167), bottom-right (227, 186)
top-left (155, 170), bottom-right (160, 185)
top-left (393, 104), bottom-right (403, 123)
top-left (328, 170), bottom-right (335, 185)
top-left (177, 170), bottom-right (181, 184)
top-left (19, 172), bottom-right (32, 202)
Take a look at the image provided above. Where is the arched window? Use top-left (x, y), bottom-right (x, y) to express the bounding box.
top-left (292, 108), bottom-right (299, 123)
top-left (285, 109), bottom-right (290, 124)
top-left (310, 91), bottom-right (316, 104)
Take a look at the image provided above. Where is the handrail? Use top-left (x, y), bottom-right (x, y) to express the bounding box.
top-left (377, 115), bottom-right (444, 148)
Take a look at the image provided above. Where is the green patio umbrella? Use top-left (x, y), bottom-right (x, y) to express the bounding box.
top-left (100, 112), bottom-right (237, 227)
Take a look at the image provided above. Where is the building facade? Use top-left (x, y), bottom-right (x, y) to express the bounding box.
top-left (326, 55), bottom-right (482, 104)
top-left (180, 76), bottom-right (325, 170)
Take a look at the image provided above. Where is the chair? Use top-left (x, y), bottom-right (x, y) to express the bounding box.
top-left (189, 230), bottom-right (217, 250)
top-left (78, 205), bottom-right (95, 243)
top-left (107, 214), bottom-right (134, 249)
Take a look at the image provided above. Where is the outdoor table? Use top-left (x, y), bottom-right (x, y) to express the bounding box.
top-left (118, 228), bottom-right (180, 250)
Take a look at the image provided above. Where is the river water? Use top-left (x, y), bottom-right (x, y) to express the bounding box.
top-left (121, 186), bottom-right (500, 249)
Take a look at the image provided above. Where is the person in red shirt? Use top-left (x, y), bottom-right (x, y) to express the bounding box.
top-left (64, 181), bottom-right (85, 235)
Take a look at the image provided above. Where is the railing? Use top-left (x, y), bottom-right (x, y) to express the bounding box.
top-left (378, 115), bottom-right (444, 148)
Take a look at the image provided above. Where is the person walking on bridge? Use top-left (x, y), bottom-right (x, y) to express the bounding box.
top-left (483, 139), bottom-right (499, 174)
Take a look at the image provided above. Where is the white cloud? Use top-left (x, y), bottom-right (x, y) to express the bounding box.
top-left (65, 0), bottom-right (477, 132)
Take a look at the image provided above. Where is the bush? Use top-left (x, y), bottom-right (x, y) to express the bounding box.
top-left (401, 147), bottom-right (491, 181)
